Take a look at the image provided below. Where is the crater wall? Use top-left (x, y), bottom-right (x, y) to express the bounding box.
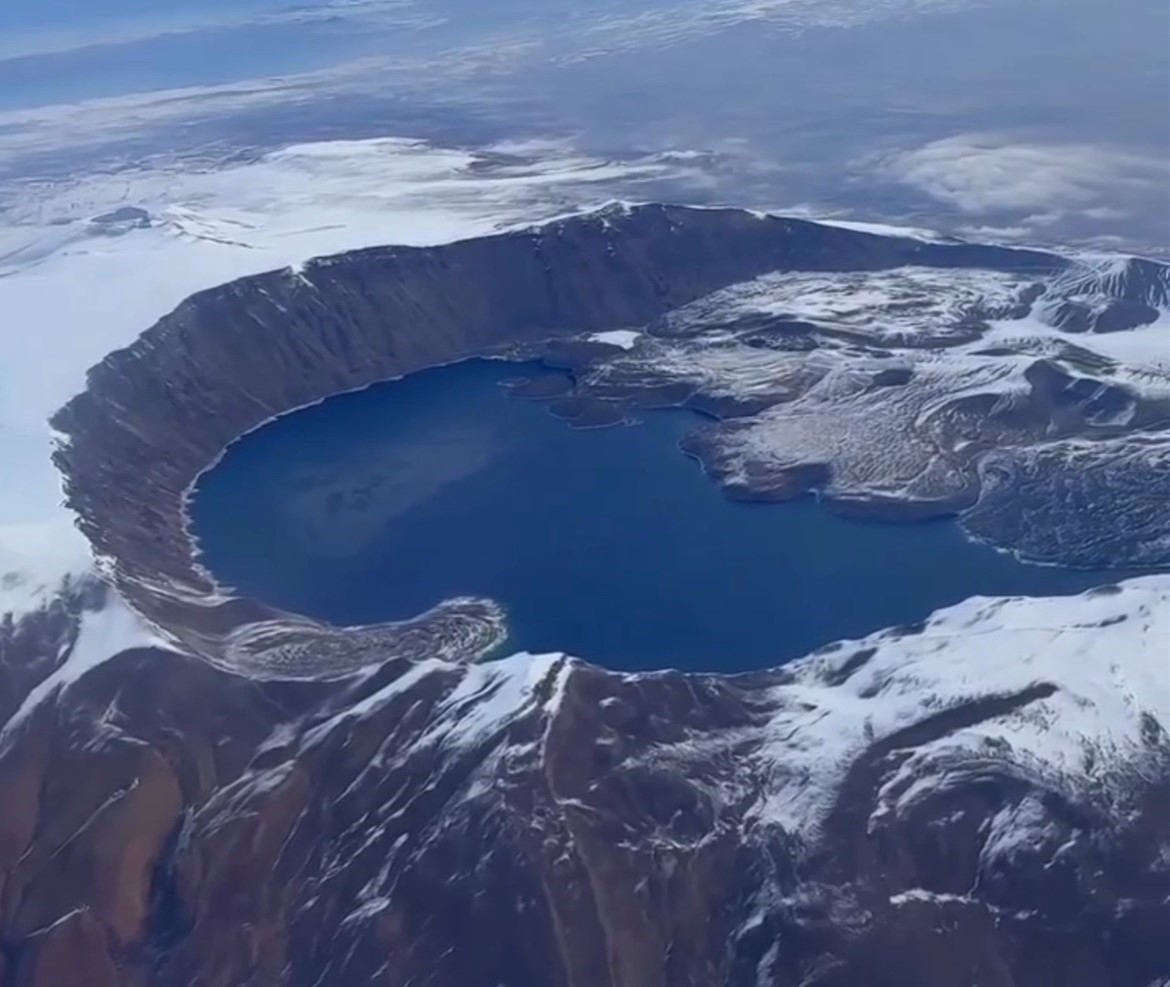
top-left (50, 204), bottom-right (1063, 672)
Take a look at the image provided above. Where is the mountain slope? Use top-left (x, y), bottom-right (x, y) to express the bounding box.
top-left (0, 577), bottom-right (1165, 986)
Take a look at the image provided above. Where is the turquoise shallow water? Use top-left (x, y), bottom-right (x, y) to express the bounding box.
top-left (190, 358), bottom-right (1139, 672)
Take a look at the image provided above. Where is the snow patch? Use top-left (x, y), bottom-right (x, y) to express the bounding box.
top-left (301, 658), bottom-right (446, 749)
top-left (889, 889), bottom-right (974, 907)
top-left (589, 329), bottom-right (642, 350)
top-left (746, 576), bottom-right (1170, 836)
top-left (2, 589), bottom-right (164, 740)
top-left (421, 652), bottom-right (569, 752)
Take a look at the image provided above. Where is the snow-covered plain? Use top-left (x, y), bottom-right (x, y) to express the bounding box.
top-left (586, 253), bottom-right (1170, 512)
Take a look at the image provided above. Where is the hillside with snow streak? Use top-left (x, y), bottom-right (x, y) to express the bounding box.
top-left (0, 573), bottom-right (1165, 985)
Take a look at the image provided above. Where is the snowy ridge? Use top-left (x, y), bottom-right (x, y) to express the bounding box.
top-left (530, 576), bottom-right (1168, 857)
top-left (417, 651), bottom-right (571, 754)
top-left (746, 575), bottom-right (1169, 836)
top-left (293, 650), bottom-right (571, 784)
top-left (649, 258), bottom-right (1168, 370)
top-left (1047, 253), bottom-right (1170, 310)
top-left (1, 588), bottom-right (164, 742)
top-left (178, 569), bottom-right (1170, 942)
top-left (656, 265), bottom-right (1037, 345)
top-left (277, 576), bottom-right (1169, 845)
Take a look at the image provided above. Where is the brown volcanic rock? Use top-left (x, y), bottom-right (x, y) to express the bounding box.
top-left (531, 666), bottom-right (769, 987)
top-left (11, 908), bottom-right (124, 987)
top-left (4, 737), bottom-right (180, 947)
top-left (0, 635), bottom-right (325, 984)
top-left (0, 631), bottom-right (1164, 986)
top-left (155, 655), bottom-right (570, 987)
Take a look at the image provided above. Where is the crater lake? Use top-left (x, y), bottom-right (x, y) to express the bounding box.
top-left (190, 358), bottom-right (1139, 672)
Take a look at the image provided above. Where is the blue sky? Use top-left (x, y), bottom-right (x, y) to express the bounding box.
top-left (0, 0), bottom-right (430, 108)
top-left (0, 0), bottom-right (277, 33)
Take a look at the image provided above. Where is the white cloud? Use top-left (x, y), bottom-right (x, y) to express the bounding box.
top-left (877, 133), bottom-right (1167, 217)
top-left (953, 223), bottom-right (1032, 241)
top-left (557, 0), bottom-right (973, 63)
top-left (0, 0), bottom-right (979, 170)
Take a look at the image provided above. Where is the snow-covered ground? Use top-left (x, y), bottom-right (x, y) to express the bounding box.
top-left (660, 261), bottom-right (1170, 366)
top-left (750, 575), bottom-right (1170, 834)
top-left (586, 252), bottom-right (1170, 512)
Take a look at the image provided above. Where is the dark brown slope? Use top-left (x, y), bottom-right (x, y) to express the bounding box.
top-left (0, 593), bottom-right (1166, 987)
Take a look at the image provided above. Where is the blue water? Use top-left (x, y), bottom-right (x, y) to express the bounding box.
top-left (191, 359), bottom-right (1136, 672)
